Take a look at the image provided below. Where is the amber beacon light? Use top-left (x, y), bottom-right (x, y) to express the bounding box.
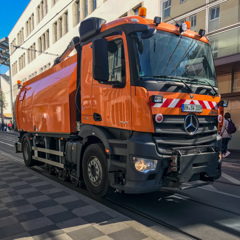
top-left (139, 7), bottom-right (147, 18)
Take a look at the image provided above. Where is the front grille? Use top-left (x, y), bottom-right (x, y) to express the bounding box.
top-left (153, 115), bottom-right (218, 155)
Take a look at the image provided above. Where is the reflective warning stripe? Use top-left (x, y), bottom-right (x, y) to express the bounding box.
top-left (152, 99), bottom-right (219, 110)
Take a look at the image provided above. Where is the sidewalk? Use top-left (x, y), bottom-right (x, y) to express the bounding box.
top-left (0, 153), bottom-right (170, 240)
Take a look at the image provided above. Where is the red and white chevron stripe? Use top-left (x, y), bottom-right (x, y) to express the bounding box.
top-left (152, 98), bottom-right (218, 110)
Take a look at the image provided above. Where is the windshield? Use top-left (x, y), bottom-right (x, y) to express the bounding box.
top-left (132, 30), bottom-right (217, 87)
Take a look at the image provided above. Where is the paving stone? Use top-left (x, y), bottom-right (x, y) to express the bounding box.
top-left (47, 190), bottom-right (70, 199)
top-left (1, 195), bottom-right (24, 203)
top-left (36, 184), bottom-right (55, 191)
top-left (10, 204), bottom-right (37, 215)
top-left (44, 233), bottom-right (73, 240)
top-left (82, 211), bottom-right (114, 224)
top-left (93, 219), bottom-right (130, 235)
top-left (92, 236), bottom-right (114, 240)
top-left (108, 227), bottom-right (147, 240)
top-left (29, 224), bottom-right (64, 240)
top-left (72, 205), bottom-right (100, 217)
top-left (33, 199), bottom-right (58, 209)
top-left (5, 199), bottom-right (29, 208)
top-left (12, 184), bottom-right (33, 190)
top-left (0, 209), bottom-right (12, 218)
top-left (0, 216), bottom-right (19, 228)
top-left (17, 188), bottom-right (38, 195)
top-left (27, 194), bottom-right (51, 204)
top-left (67, 225), bottom-right (104, 240)
top-left (15, 210), bottom-right (44, 222)
top-left (54, 195), bottom-right (78, 204)
top-left (21, 216), bottom-right (53, 231)
top-left (47, 211), bottom-right (79, 224)
top-left (62, 199), bottom-right (89, 210)
top-left (39, 205), bottom-right (68, 216)
top-left (0, 222), bottom-right (26, 239)
top-left (21, 191), bottom-right (43, 199)
top-left (56, 217), bottom-right (89, 233)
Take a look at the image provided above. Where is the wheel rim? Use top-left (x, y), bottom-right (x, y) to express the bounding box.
top-left (87, 156), bottom-right (102, 186)
top-left (23, 141), bottom-right (29, 161)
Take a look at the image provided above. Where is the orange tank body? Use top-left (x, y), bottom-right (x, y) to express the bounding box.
top-left (15, 55), bottom-right (78, 134)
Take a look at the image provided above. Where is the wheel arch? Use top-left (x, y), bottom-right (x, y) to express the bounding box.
top-left (77, 125), bottom-right (114, 179)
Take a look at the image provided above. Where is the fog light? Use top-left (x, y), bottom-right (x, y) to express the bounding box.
top-left (133, 157), bottom-right (158, 173)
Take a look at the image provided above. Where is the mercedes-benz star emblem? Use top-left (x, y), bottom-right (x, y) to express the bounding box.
top-left (190, 94), bottom-right (193, 99)
top-left (184, 114), bottom-right (199, 135)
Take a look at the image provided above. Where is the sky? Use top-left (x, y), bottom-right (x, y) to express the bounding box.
top-left (0, 0), bottom-right (30, 74)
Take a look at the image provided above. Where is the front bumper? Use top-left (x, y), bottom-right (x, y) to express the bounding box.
top-left (108, 132), bottom-right (222, 194)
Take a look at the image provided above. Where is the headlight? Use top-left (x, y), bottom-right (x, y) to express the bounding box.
top-left (133, 157), bottom-right (158, 173)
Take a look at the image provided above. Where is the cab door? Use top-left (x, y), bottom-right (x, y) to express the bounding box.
top-left (82, 34), bottom-right (132, 130)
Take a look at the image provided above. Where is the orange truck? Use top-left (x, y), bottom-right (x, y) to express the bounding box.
top-left (14, 9), bottom-right (225, 197)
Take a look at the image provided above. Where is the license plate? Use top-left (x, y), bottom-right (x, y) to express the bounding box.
top-left (182, 104), bottom-right (202, 113)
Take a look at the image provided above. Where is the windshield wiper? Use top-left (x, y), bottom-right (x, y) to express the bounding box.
top-left (191, 78), bottom-right (218, 96)
top-left (140, 75), bottom-right (193, 92)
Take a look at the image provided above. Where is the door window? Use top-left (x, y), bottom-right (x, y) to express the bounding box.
top-left (107, 39), bottom-right (125, 83)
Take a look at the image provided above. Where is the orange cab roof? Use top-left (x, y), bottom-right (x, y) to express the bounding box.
top-left (101, 16), bottom-right (209, 44)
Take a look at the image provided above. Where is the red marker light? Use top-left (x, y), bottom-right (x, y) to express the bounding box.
top-left (218, 115), bottom-right (222, 123)
top-left (155, 114), bottom-right (163, 123)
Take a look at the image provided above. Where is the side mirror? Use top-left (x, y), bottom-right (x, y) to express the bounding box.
top-left (141, 28), bottom-right (156, 39)
top-left (218, 100), bottom-right (228, 107)
top-left (92, 38), bottom-right (109, 82)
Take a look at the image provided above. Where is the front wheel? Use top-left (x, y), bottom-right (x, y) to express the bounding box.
top-left (22, 134), bottom-right (35, 167)
top-left (82, 143), bottom-right (113, 198)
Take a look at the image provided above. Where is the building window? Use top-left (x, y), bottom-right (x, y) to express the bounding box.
top-left (163, 0), bottom-right (171, 19)
top-left (12, 61), bottom-right (18, 76)
top-left (52, 12), bottom-right (68, 43)
top-left (17, 28), bottom-right (24, 45)
top-left (209, 6), bottom-right (220, 32)
top-left (190, 15), bottom-right (197, 31)
top-left (10, 39), bottom-right (16, 54)
top-left (18, 53), bottom-right (26, 71)
top-left (180, 0), bottom-right (186, 3)
top-left (38, 30), bottom-right (49, 55)
top-left (25, 14), bottom-right (34, 37)
top-left (27, 43), bottom-right (36, 64)
top-left (85, 0), bottom-right (88, 18)
top-left (37, 0), bottom-right (48, 24)
top-left (133, 3), bottom-right (142, 15)
top-left (73, 0), bottom-right (80, 26)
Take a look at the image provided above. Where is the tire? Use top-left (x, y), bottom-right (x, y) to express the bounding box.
top-left (82, 143), bottom-right (113, 198)
top-left (22, 134), bottom-right (35, 167)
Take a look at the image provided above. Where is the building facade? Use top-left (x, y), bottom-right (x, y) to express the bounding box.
top-left (0, 72), bottom-right (12, 123)
top-left (161, 0), bottom-right (240, 150)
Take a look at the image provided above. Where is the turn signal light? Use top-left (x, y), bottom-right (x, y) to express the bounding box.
top-left (218, 115), bottom-right (223, 123)
top-left (139, 7), bottom-right (147, 18)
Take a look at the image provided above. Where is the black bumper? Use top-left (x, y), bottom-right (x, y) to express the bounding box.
top-left (108, 132), bottom-right (222, 194)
